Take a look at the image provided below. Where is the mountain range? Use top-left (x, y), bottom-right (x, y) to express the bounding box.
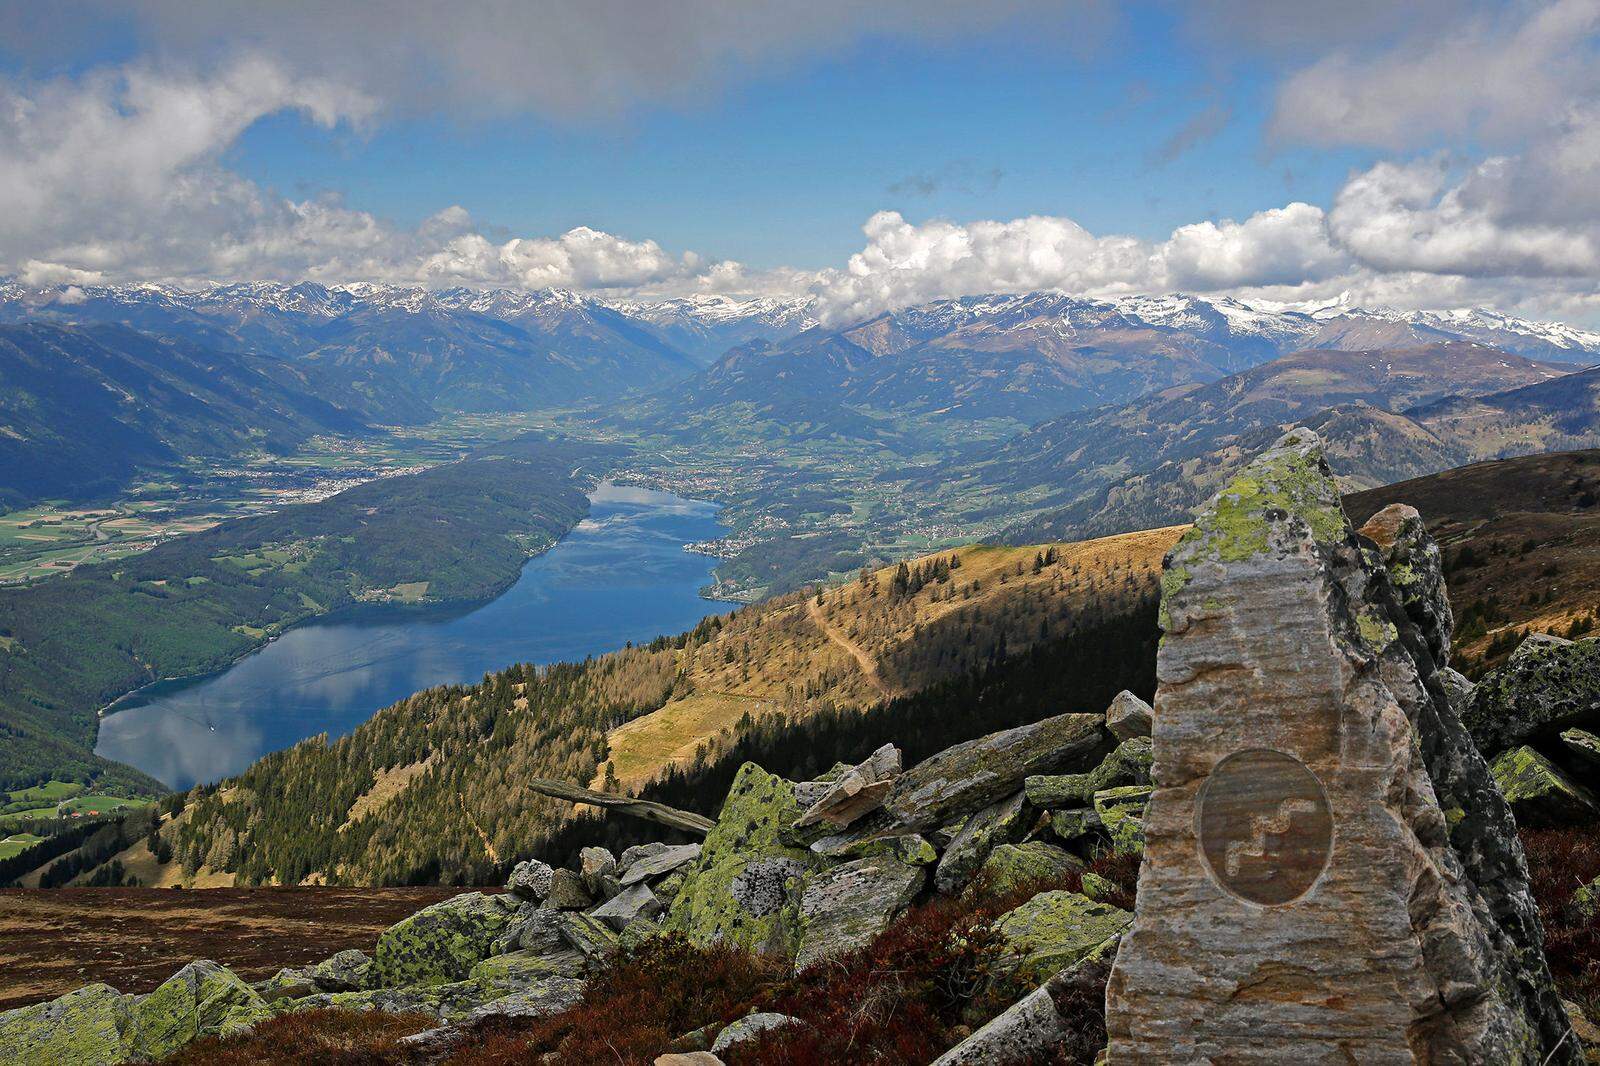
top-left (5, 278), bottom-right (1600, 511)
top-left (615, 292), bottom-right (1600, 446)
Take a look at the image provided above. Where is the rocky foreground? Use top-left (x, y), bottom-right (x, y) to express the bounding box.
top-left (4, 431), bottom-right (1599, 1065)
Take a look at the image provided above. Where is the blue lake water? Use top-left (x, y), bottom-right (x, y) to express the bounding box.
top-left (95, 483), bottom-right (731, 790)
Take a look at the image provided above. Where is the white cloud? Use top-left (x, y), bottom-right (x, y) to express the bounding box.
top-left (1155, 203), bottom-right (1346, 289)
top-left (1270, 0), bottom-right (1600, 149)
top-left (0, 1), bottom-right (1101, 118)
top-left (0, 59), bottom-right (729, 292)
top-left (800, 203), bottom-right (1348, 322)
top-left (3, 8), bottom-right (1600, 328)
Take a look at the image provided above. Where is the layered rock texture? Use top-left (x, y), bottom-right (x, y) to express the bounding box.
top-left (1106, 429), bottom-right (1576, 1064)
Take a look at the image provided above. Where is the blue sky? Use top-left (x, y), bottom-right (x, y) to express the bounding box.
top-left (220, 11), bottom-right (1362, 270)
top-left (1, 1), bottom-right (1598, 324)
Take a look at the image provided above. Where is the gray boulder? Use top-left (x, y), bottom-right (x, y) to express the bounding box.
top-left (1467, 634), bottom-right (1600, 753)
top-left (1046, 807), bottom-right (1101, 844)
top-left (308, 948), bottom-right (371, 993)
top-left (711, 1011), bottom-right (803, 1053)
top-left (590, 882), bottom-right (663, 931)
top-left (934, 790), bottom-right (1031, 895)
top-left (976, 841), bottom-right (1084, 896)
top-left (795, 854), bottom-right (924, 969)
top-left (464, 976), bottom-right (585, 1022)
top-left (1561, 727), bottom-right (1600, 767)
top-left (993, 890), bottom-right (1128, 985)
top-left (470, 949), bottom-right (587, 994)
top-left (255, 966), bottom-right (319, 1003)
top-left (0, 984), bottom-right (136, 1065)
top-left (1105, 690), bottom-right (1153, 742)
top-left (663, 763), bottom-right (818, 956)
top-left (882, 712), bottom-right (1106, 831)
top-left (619, 841), bottom-right (671, 872)
top-left (793, 743), bottom-right (902, 829)
top-left (1490, 745), bottom-right (1600, 827)
top-left (491, 905), bottom-right (566, 956)
top-left (557, 912), bottom-right (620, 960)
top-left (541, 868), bottom-right (594, 910)
top-left (370, 892), bottom-right (521, 987)
top-left (619, 843), bottom-right (701, 885)
top-left (507, 858), bottom-right (555, 901)
top-left (931, 944), bottom-right (1117, 1066)
top-left (1024, 736), bottom-right (1151, 809)
top-left (1359, 503), bottom-right (1454, 667)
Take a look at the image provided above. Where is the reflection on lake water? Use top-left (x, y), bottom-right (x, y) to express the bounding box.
top-left (95, 483), bottom-right (730, 789)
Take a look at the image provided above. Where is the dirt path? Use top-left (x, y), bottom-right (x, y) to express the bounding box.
top-left (460, 796), bottom-right (500, 865)
top-left (807, 596), bottom-right (895, 698)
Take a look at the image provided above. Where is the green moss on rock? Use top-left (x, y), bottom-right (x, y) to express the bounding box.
top-left (129, 961), bottom-right (261, 1060)
top-left (1094, 785), bottom-right (1153, 853)
top-left (992, 890), bottom-right (1132, 985)
top-left (665, 762), bottom-right (818, 956)
top-left (0, 984), bottom-right (133, 1066)
top-left (1177, 429), bottom-right (1348, 568)
top-left (1489, 745), bottom-right (1599, 827)
top-left (469, 949), bottom-right (587, 996)
top-left (977, 842), bottom-right (1084, 896)
top-left (370, 892), bottom-right (522, 988)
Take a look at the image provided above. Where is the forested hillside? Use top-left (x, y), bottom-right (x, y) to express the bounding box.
top-left (0, 437), bottom-right (616, 793)
top-left (158, 530), bottom-right (1179, 887)
top-left (0, 324), bottom-right (367, 510)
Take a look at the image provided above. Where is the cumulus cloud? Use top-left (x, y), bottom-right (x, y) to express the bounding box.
top-left (802, 203), bottom-right (1350, 322)
top-left (0, 59), bottom-right (727, 291)
top-left (3, 1), bottom-right (1600, 329)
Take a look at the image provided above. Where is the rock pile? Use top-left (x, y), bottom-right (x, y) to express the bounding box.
top-left (1, 693), bottom-right (1153, 1063)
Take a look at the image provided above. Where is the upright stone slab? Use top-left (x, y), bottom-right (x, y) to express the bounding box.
top-left (1105, 429), bottom-right (1576, 1065)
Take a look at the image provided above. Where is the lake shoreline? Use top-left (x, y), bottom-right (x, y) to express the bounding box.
top-left (94, 506), bottom-right (588, 740)
top-left (95, 484), bottom-right (732, 791)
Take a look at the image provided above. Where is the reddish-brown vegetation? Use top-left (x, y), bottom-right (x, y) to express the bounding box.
top-left (447, 935), bottom-right (779, 1065)
top-left (164, 1009), bottom-right (436, 1066)
top-left (1522, 827), bottom-right (1600, 1017)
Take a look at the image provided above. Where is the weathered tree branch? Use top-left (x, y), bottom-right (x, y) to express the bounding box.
top-left (525, 777), bottom-right (715, 836)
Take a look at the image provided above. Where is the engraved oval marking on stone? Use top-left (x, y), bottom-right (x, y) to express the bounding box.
top-left (1197, 748), bottom-right (1332, 906)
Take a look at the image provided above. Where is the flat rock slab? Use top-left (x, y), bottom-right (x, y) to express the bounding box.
top-left (795, 855), bottom-right (923, 970)
top-left (619, 844), bottom-right (701, 886)
top-left (882, 712), bottom-right (1106, 832)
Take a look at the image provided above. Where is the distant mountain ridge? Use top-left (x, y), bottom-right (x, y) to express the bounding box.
top-left (615, 290), bottom-right (1600, 442)
top-left (1001, 356), bottom-right (1600, 544)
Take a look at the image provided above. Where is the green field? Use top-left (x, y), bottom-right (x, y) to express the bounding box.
top-left (0, 781), bottom-right (82, 817)
top-left (57, 795), bottom-right (145, 817)
top-left (0, 833), bottom-right (42, 860)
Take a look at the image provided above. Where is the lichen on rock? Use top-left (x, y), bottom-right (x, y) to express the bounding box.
top-left (369, 891), bottom-right (522, 988)
top-left (993, 890), bottom-right (1130, 986)
top-left (664, 762), bottom-right (818, 956)
top-left (1490, 745), bottom-right (1600, 827)
top-left (976, 842), bottom-right (1084, 896)
top-left (0, 983), bottom-right (135, 1066)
